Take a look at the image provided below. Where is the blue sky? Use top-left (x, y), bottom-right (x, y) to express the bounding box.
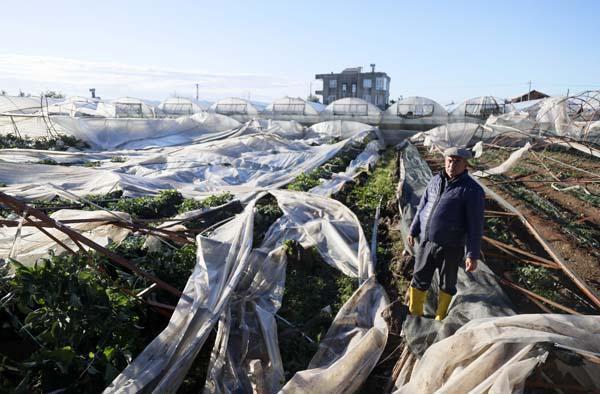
top-left (1, 0), bottom-right (599, 104)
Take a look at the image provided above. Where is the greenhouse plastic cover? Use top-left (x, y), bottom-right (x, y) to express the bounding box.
top-left (450, 96), bottom-right (515, 118)
top-left (394, 141), bottom-right (600, 393)
top-left (383, 96), bottom-right (448, 118)
top-left (1, 118), bottom-right (389, 392)
top-left (0, 209), bottom-right (132, 266)
top-left (483, 97), bottom-right (600, 144)
top-left (104, 190), bottom-right (389, 393)
top-left (51, 111), bottom-right (242, 150)
top-left (264, 96), bottom-right (323, 116)
top-left (395, 314), bottom-right (600, 394)
top-left (323, 98), bottom-right (382, 119)
top-left (414, 123), bottom-right (486, 149)
top-left (0, 121), bottom-right (379, 201)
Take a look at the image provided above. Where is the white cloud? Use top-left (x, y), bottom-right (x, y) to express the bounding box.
top-left (0, 54), bottom-right (308, 102)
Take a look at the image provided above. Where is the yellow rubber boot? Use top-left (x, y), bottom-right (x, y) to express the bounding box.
top-left (435, 290), bottom-right (453, 321)
top-left (409, 287), bottom-right (427, 316)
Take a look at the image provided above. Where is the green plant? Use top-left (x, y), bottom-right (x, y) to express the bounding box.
top-left (0, 254), bottom-right (148, 392)
top-left (513, 265), bottom-right (561, 302)
top-left (0, 133), bottom-right (89, 151)
top-left (253, 195), bottom-right (283, 246)
top-left (277, 243), bottom-right (358, 379)
top-left (286, 143), bottom-right (367, 192)
top-left (111, 190), bottom-right (184, 219)
top-left (36, 158), bottom-right (59, 165)
top-left (178, 192), bottom-right (233, 214)
top-left (493, 176), bottom-right (600, 256)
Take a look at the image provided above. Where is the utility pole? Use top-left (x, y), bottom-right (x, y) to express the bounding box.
top-left (195, 84), bottom-right (199, 101)
top-left (528, 80), bottom-right (532, 101)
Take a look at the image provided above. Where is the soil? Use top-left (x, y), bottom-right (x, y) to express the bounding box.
top-left (481, 180), bottom-right (600, 295)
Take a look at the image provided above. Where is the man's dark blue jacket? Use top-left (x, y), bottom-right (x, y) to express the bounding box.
top-left (409, 170), bottom-right (485, 259)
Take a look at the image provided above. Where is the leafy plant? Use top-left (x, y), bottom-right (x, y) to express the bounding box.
top-left (278, 242), bottom-right (357, 379)
top-left (0, 254), bottom-right (148, 392)
top-left (36, 158), bottom-right (60, 166)
top-left (0, 133), bottom-right (89, 151)
top-left (111, 190), bottom-right (184, 219)
top-left (177, 192), bottom-right (233, 214)
top-left (253, 195), bottom-right (283, 246)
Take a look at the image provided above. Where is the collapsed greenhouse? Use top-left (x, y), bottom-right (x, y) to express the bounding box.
top-left (0, 90), bottom-right (599, 393)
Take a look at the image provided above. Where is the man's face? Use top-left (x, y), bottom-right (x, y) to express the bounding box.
top-left (445, 155), bottom-right (467, 179)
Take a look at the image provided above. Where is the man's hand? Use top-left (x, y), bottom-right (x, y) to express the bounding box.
top-left (407, 235), bottom-right (415, 247)
top-left (465, 257), bottom-right (478, 272)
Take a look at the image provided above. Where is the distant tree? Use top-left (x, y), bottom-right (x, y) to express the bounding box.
top-left (44, 90), bottom-right (65, 99)
top-left (384, 99), bottom-right (396, 110)
top-left (1, 90), bottom-right (6, 96)
top-left (18, 90), bottom-right (25, 97)
top-left (307, 94), bottom-right (321, 103)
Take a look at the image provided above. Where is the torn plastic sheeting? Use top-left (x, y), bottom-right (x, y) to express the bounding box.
top-left (394, 314), bottom-right (600, 394)
top-left (421, 123), bottom-right (484, 149)
top-left (0, 163), bottom-right (177, 201)
top-left (306, 120), bottom-right (383, 142)
top-left (206, 190), bottom-right (388, 393)
top-left (51, 111), bottom-right (242, 150)
top-left (0, 148), bottom-right (114, 165)
top-left (0, 130), bottom-right (374, 201)
top-left (104, 195), bottom-right (259, 393)
top-left (395, 141), bottom-right (432, 257)
top-left (280, 276), bottom-right (388, 394)
top-left (117, 133), bottom-right (364, 194)
top-left (0, 209), bottom-right (132, 267)
top-left (485, 111), bottom-right (536, 133)
top-left (401, 264), bottom-right (515, 358)
top-left (266, 190), bottom-right (374, 281)
top-left (471, 142), bottom-right (532, 178)
top-left (204, 246), bottom-right (288, 394)
top-left (309, 139), bottom-right (384, 196)
top-left (105, 190), bottom-right (388, 393)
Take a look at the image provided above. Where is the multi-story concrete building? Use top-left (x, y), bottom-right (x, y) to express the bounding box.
top-left (315, 64), bottom-right (391, 109)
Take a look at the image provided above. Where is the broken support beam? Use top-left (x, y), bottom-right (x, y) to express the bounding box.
top-left (476, 182), bottom-right (600, 310)
top-left (0, 191), bottom-right (183, 299)
top-left (498, 277), bottom-right (581, 315)
top-left (482, 236), bottom-right (559, 268)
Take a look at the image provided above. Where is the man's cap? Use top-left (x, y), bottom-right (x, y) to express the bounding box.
top-left (443, 147), bottom-right (473, 159)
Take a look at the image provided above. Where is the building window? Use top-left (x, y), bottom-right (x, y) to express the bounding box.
top-left (363, 79), bottom-right (372, 89)
top-left (328, 79), bottom-right (337, 89)
top-left (351, 83), bottom-right (357, 97)
top-left (342, 83), bottom-right (347, 95)
top-left (327, 95), bottom-right (336, 104)
top-left (376, 77), bottom-right (387, 91)
top-left (363, 94), bottom-right (371, 103)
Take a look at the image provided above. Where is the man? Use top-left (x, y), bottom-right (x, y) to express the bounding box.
top-left (407, 147), bottom-right (485, 320)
